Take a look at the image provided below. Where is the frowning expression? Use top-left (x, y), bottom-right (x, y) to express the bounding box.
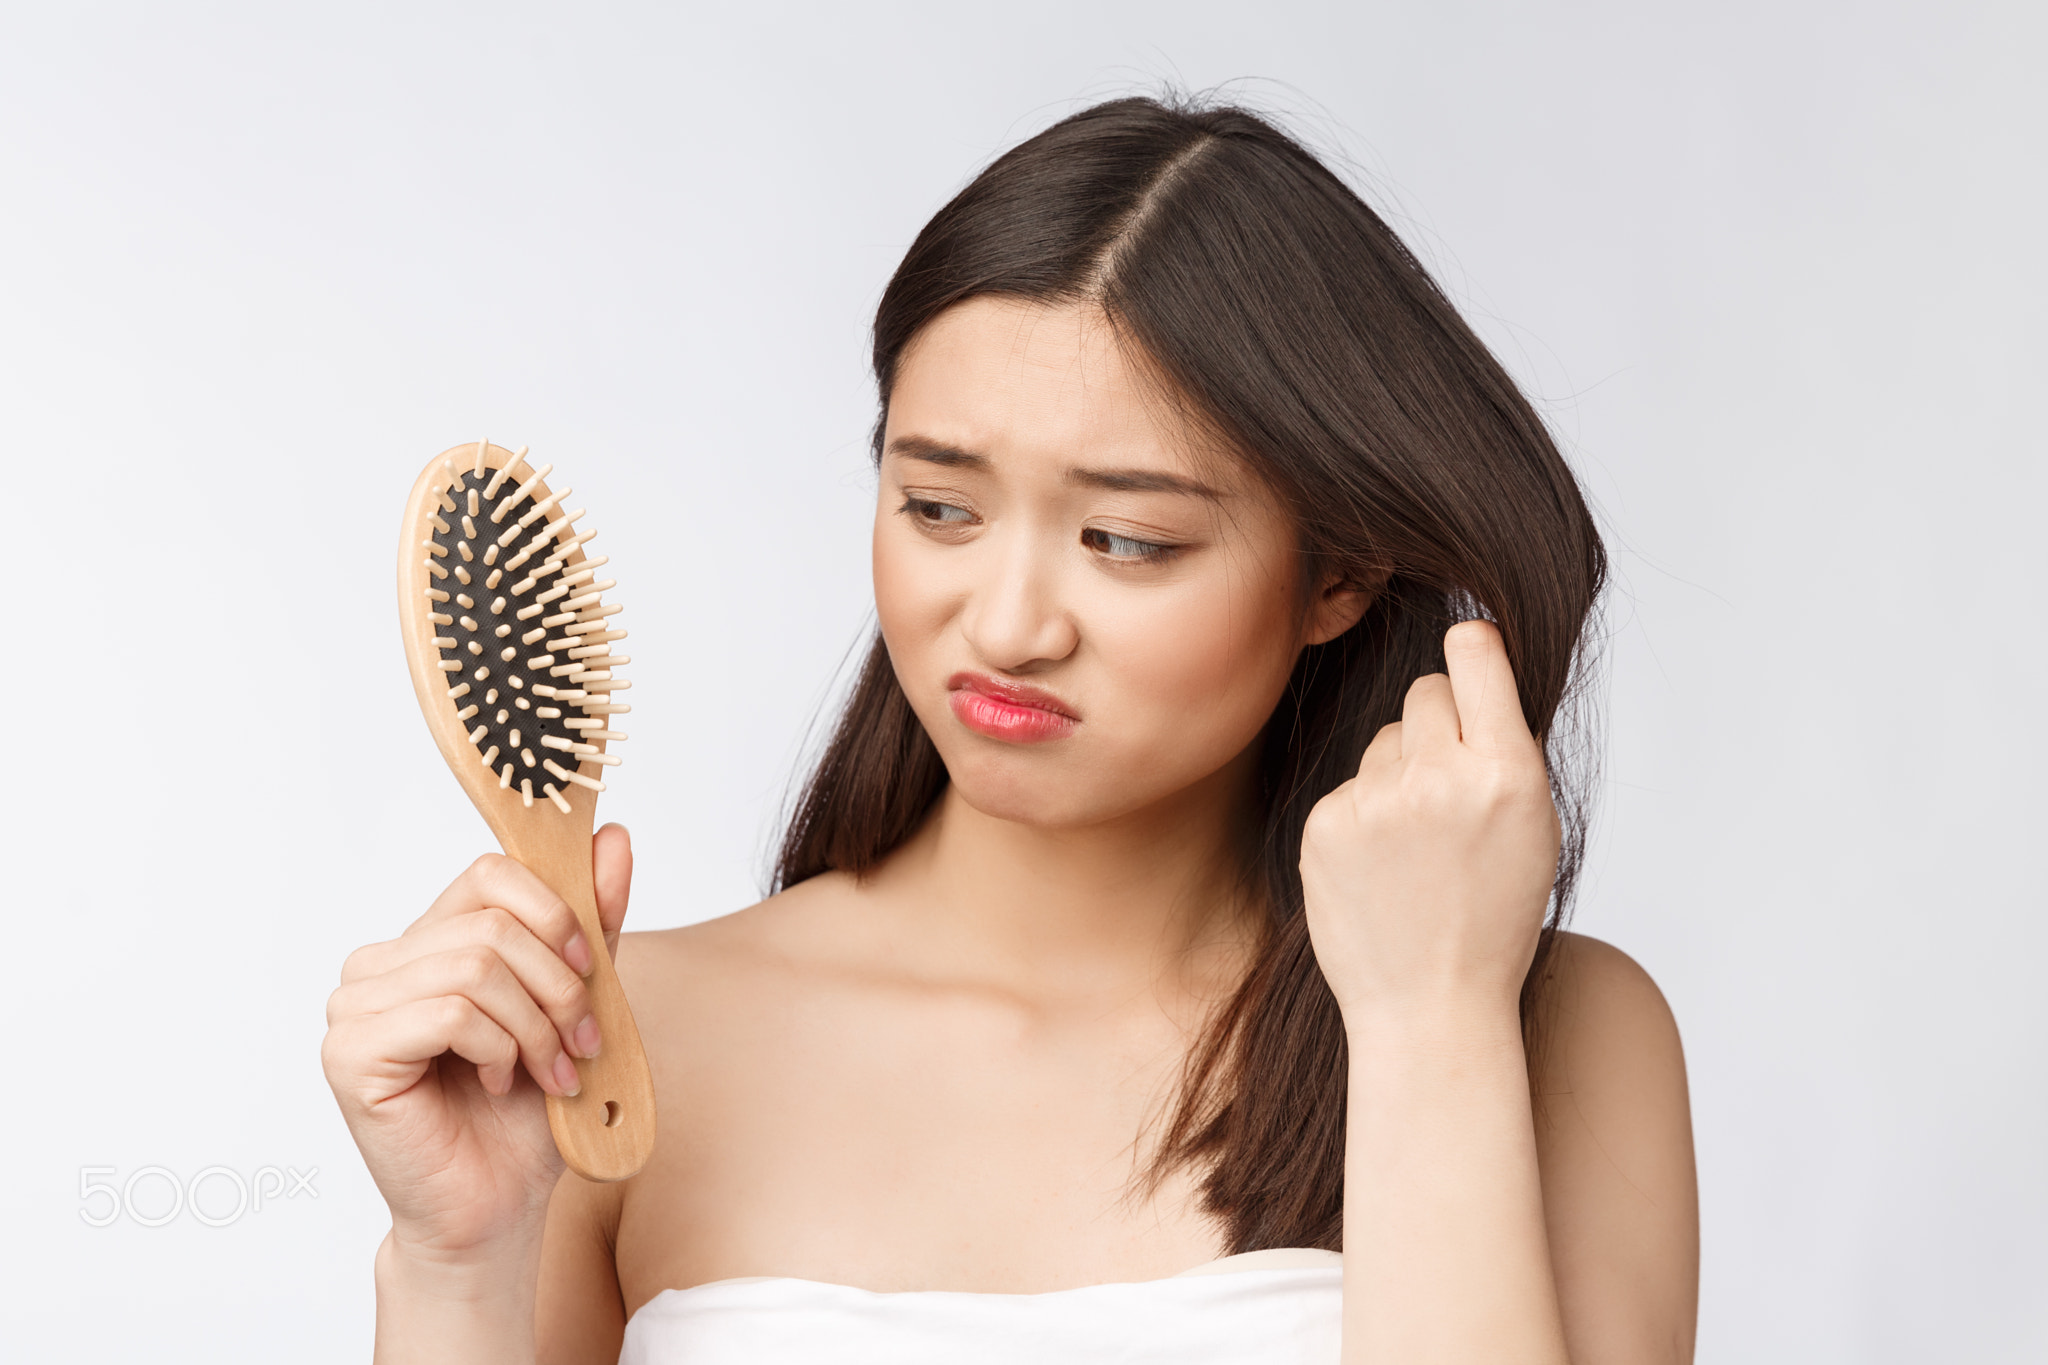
top-left (872, 296), bottom-right (1365, 829)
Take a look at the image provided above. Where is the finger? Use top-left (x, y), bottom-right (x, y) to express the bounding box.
top-left (337, 995), bottom-right (523, 1101)
top-left (344, 889), bottom-right (587, 987)
top-left (349, 854), bottom-right (586, 982)
top-left (1398, 672), bottom-right (1460, 756)
top-left (332, 949), bottom-right (584, 1097)
top-left (332, 909), bottom-right (597, 1057)
top-left (1356, 719), bottom-right (1403, 778)
top-left (1442, 619), bottom-right (1535, 753)
top-left (592, 823), bottom-right (633, 956)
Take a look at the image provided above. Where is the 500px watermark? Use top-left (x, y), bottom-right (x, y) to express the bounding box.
top-left (78, 1165), bottom-right (318, 1227)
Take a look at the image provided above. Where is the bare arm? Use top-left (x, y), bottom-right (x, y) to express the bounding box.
top-left (1342, 993), bottom-right (1568, 1363)
top-left (535, 1168), bottom-right (630, 1364)
top-left (1305, 622), bottom-right (1697, 1363)
top-left (1339, 935), bottom-right (1696, 1364)
top-left (373, 1149), bottom-right (633, 1365)
top-left (373, 1227), bottom-right (547, 1364)
top-left (1536, 935), bottom-right (1698, 1362)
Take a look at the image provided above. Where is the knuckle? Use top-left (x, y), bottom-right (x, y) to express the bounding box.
top-left (1302, 797), bottom-right (1341, 842)
top-left (535, 899), bottom-right (574, 940)
top-left (1302, 793), bottom-right (1350, 844)
top-left (522, 1015), bottom-right (561, 1059)
top-left (451, 944), bottom-right (501, 991)
top-left (1405, 672), bottom-right (1446, 699)
top-left (1487, 767), bottom-right (1530, 802)
top-left (431, 994), bottom-right (473, 1034)
top-left (546, 972), bottom-right (589, 1019)
top-left (1489, 755), bottom-right (1549, 801)
top-left (317, 1023), bottom-right (347, 1075)
top-left (520, 892), bottom-right (571, 939)
top-left (339, 943), bottom-right (379, 984)
top-left (467, 853), bottom-right (518, 901)
top-left (473, 905), bottom-right (522, 948)
top-left (1397, 758), bottom-right (1450, 801)
top-left (477, 893), bottom-right (566, 949)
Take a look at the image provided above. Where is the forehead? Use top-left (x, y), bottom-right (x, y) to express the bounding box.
top-left (885, 296), bottom-right (1231, 488)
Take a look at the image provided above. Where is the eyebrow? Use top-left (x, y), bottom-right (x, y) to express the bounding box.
top-left (887, 436), bottom-right (1223, 501)
top-left (1066, 466), bottom-right (1221, 499)
top-left (889, 436), bottom-right (988, 470)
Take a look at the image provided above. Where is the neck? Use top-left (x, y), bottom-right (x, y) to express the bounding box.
top-left (871, 749), bottom-right (1261, 1004)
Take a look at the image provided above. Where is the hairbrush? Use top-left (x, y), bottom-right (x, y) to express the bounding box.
top-left (397, 439), bottom-right (656, 1182)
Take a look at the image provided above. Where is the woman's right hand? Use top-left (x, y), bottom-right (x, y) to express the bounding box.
top-left (321, 823), bottom-right (633, 1262)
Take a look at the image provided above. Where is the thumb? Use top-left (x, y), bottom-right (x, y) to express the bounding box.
top-left (591, 822), bottom-right (633, 958)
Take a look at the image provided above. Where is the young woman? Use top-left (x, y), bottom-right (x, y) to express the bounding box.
top-left (324, 97), bottom-right (1699, 1363)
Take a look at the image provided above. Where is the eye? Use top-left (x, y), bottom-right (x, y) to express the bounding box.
top-left (900, 497), bottom-right (974, 524)
top-left (1081, 527), bottom-right (1177, 562)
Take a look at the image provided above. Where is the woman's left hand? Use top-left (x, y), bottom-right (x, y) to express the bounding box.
top-left (1300, 619), bottom-right (1562, 1022)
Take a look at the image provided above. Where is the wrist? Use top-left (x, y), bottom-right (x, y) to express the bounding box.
top-left (379, 1225), bottom-right (538, 1289)
top-left (374, 1229), bottom-right (540, 1365)
top-left (1338, 986), bottom-right (1525, 1054)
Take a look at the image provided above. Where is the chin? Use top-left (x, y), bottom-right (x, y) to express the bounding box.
top-left (949, 773), bottom-right (1096, 829)
top-left (936, 739), bottom-right (1188, 831)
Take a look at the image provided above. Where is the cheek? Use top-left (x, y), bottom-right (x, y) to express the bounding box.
top-left (871, 515), bottom-right (953, 685)
top-left (1093, 561), bottom-right (1303, 755)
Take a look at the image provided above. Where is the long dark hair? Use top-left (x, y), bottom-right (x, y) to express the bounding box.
top-left (775, 95), bottom-right (1606, 1253)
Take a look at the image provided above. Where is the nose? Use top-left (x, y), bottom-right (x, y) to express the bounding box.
top-left (958, 530), bottom-right (1079, 673)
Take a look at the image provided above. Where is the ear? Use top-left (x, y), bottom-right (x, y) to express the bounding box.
top-left (1302, 568), bottom-right (1386, 646)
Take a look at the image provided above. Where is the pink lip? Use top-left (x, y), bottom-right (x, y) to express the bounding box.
top-left (946, 671), bottom-right (1079, 744)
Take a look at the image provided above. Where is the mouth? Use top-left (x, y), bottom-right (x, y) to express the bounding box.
top-left (945, 671), bottom-right (1080, 744)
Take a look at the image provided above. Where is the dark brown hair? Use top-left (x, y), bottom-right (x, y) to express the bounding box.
top-left (775, 95), bottom-right (1606, 1253)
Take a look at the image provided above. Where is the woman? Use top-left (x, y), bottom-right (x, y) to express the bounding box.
top-left (324, 96), bottom-right (1698, 1363)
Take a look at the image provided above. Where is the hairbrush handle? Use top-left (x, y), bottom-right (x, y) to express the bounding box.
top-left (399, 440), bottom-right (658, 1183)
top-left (501, 811), bottom-right (658, 1183)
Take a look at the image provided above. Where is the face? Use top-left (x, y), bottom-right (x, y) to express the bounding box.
top-left (873, 296), bottom-right (1366, 831)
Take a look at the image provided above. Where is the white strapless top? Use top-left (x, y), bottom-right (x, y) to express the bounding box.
top-left (618, 1248), bottom-right (1342, 1364)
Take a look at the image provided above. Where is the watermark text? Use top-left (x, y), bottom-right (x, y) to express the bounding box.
top-left (78, 1165), bottom-right (318, 1227)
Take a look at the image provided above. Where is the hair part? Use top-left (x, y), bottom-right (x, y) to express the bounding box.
top-left (777, 93), bottom-right (1606, 1253)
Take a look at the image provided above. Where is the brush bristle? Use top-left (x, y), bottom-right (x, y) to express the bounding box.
top-left (423, 445), bottom-right (628, 812)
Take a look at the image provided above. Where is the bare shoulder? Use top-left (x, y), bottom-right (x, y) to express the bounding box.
top-left (536, 881), bottom-right (864, 1363)
top-left (611, 870), bottom-right (866, 1002)
top-left (1531, 931), bottom-right (1699, 1363)
top-left (1530, 929), bottom-right (1692, 1173)
top-left (602, 869), bottom-right (881, 1106)
top-left (1539, 931), bottom-right (1686, 1074)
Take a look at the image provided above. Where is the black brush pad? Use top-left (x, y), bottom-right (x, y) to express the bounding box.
top-left (427, 469), bottom-right (600, 792)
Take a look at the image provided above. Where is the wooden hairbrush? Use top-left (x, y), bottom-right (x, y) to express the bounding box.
top-left (397, 439), bottom-right (656, 1182)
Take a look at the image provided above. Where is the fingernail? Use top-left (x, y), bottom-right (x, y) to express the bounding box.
top-left (553, 1052), bottom-right (581, 1097)
top-left (574, 1014), bottom-right (601, 1059)
top-left (564, 932), bottom-right (592, 975)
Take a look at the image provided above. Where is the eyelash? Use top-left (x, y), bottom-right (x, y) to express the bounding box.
top-left (900, 496), bottom-right (974, 525)
top-left (897, 497), bottom-right (1182, 564)
top-left (1081, 527), bottom-right (1178, 562)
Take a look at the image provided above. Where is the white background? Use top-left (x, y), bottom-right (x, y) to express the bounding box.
top-left (1, 3), bottom-right (2041, 1360)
